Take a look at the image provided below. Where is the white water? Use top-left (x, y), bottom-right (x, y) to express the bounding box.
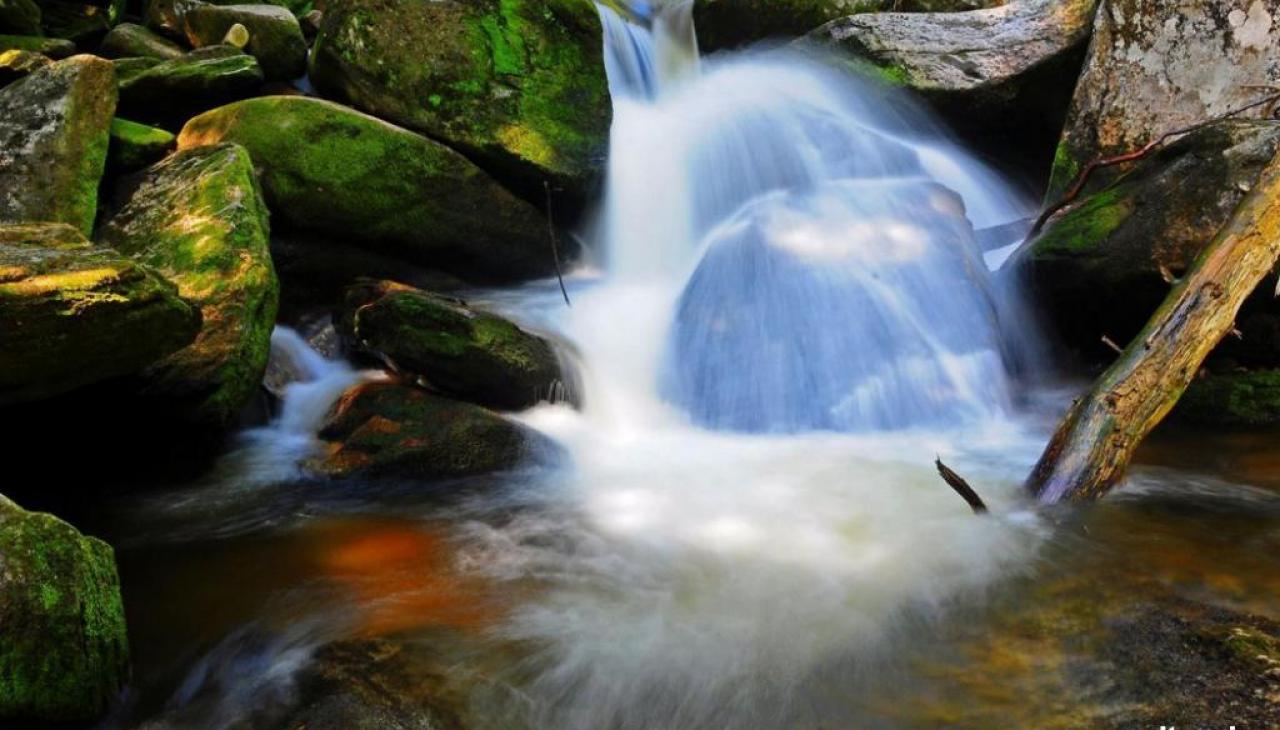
top-left (449, 6), bottom-right (1052, 728)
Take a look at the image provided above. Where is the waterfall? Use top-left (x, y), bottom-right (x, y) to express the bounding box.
top-left (585, 4), bottom-right (1037, 433)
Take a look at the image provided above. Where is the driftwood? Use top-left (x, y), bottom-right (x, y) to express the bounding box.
top-left (1026, 150), bottom-right (1280, 503)
top-left (935, 457), bottom-right (988, 514)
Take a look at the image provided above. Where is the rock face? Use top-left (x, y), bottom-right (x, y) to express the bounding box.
top-left (0, 494), bottom-right (130, 724)
top-left (0, 222), bottom-right (200, 404)
top-left (1016, 120), bottom-right (1280, 361)
top-left (0, 54), bottom-right (115, 236)
top-left (1049, 0), bottom-right (1280, 199)
top-left (314, 381), bottom-right (562, 481)
top-left (107, 117), bottom-right (176, 171)
top-left (309, 0), bottom-right (611, 199)
top-left (810, 0), bottom-right (1096, 143)
top-left (183, 3), bottom-right (306, 81)
top-left (340, 280), bottom-right (571, 410)
top-left (116, 45), bottom-right (264, 128)
top-left (178, 96), bottom-right (556, 282)
top-left (99, 21), bottom-right (187, 59)
top-left (98, 143), bottom-right (278, 426)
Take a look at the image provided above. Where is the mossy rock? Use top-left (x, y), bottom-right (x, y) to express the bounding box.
top-left (0, 47), bottom-right (49, 86)
top-left (178, 96), bottom-right (556, 282)
top-left (1014, 120), bottom-right (1280, 362)
top-left (108, 116), bottom-right (175, 171)
top-left (116, 44), bottom-right (263, 128)
top-left (340, 279), bottom-right (572, 410)
top-left (0, 54), bottom-right (115, 236)
top-left (313, 380), bottom-right (563, 481)
top-left (0, 494), bottom-right (129, 723)
top-left (0, 222), bottom-right (200, 404)
top-left (98, 142), bottom-right (278, 427)
top-left (99, 21), bottom-right (186, 59)
top-left (183, 3), bottom-right (305, 81)
top-left (38, 0), bottom-right (114, 43)
top-left (0, 0), bottom-right (41, 35)
top-left (310, 0), bottom-right (611, 201)
top-left (1175, 370), bottom-right (1280, 429)
top-left (0, 32), bottom-right (74, 56)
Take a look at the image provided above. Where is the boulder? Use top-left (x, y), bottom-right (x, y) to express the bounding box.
top-left (0, 54), bottom-right (115, 236)
top-left (143, 0), bottom-right (204, 40)
top-left (0, 222), bottom-right (200, 404)
top-left (809, 0), bottom-right (1096, 159)
top-left (99, 21), bottom-right (187, 59)
top-left (1014, 120), bottom-right (1280, 362)
top-left (107, 116), bottom-right (176, 170)
top-left (116, 44), bottom-right (263, 127)
top-left (98, 143), bottom-right (278, 426)
top-left (313, 381), bottom-right (563, 481)
top-left (339, 280), bottom-right (571, 410)
top-left (183, 3), bottom-right (306, 81)
top-left (38, 0), bottom-right (113, 42)
top-left (1048, 0), bottom-right (1280, 199)
top-left (693, 0), bottom-right (1004, 50)
top-left (0, 33), bottom-right (74, 57)
top-left (0, 0), bottom-right (41, 35)
top-left (309, 0), bottom-right (611, 200)
top-left (178, 96), bottom-right (556, 282)
top-left (0, 47), bottom-right (49, 86)
top-left (0, 494), bottom-right (130, 724)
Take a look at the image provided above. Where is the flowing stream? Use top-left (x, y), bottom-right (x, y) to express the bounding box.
top-left (98, 4), bottom-right (1280, 730)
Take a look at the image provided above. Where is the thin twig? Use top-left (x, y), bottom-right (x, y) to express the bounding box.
top-left (1024, 91), bottom-right (1280, 244)
top-left (544, 180), bottom-right (571, 308)
top-left (935, 457), bottom-right (988, 514)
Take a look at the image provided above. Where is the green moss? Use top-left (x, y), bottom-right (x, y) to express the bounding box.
top-left (0, 496), bottom-right (129, 722)
top-left (1222, 626), bottom-right (1280, 668)
top-left (108, 117), bottom-right (175, 170)
top-left (1031, 184), bottom-right (1135, 256)
top-left (1044, 140), bottom-right (1083, 203)
top-left (1175, 370), bottom-right (1280, 428)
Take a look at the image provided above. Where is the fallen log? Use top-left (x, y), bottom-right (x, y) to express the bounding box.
top-left (1026, 150), bottom-right (1280, 503)
top-left (935, 457), bottom-right (988, 514)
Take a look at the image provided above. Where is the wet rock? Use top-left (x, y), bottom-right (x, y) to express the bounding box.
top-left (0, 32), bottom-right (74, 57)
top-left (0, 222), bottom-right (200, 404)
top-left (339, 279), bottom-right (571, 410)
top-left (115, 44), bottom-right (264, 127)
top-left (99, 21), bottom-right (187, 59)
top-left (0, 494), bottom-right (130, 724)
top-left (1015, 120), bottom-right (1280, 362)
top-left (309, 0), bottom-right (611, 202)
top-left (1048, 0), bottom-right (1280, 199)
top-left (0, 47), bottom-right (49, 86)
top-left (0, 0), bottom-right (41, 35)
top-left (98, 143), bottom-right (278, 427)
top-left (107, 117), bottom-right (176, 171)
top-left (183, 3), bottom-right (306, 81)
top-left (314, 381), bottom-right (563, 481)
top-left (178, 96), bottom-right (556, 282)
top-left (0, 54), bottom-right (115, 236)
top-left (810, 0), bottom-right (1096, 159)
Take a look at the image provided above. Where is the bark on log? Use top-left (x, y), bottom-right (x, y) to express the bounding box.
top-left (1027, 151), bottom-right (1280, 503)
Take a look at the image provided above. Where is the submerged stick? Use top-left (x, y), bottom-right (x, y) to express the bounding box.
top-left (935, 457), bottom-right (988, 514)
top-left (544, 180), bottom-right (572, 308)
top-left (1026, 150), bottom-right (1280, 503)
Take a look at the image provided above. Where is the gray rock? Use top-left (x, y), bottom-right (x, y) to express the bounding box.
top-left (99, 21), bottom-right (187, 59)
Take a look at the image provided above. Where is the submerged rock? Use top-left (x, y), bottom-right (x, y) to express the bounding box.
top-left (98, 143), bottom-right (278, 426)
top-left (810, 0), bottom-right (1095, 153)
top-left (0, 494), bottom-right (130, 724)
top-left (314, 381), bottom-right (562, 481)
top-left (0, 0), bottom-right (41, 35)
top-left (178, 96), bottom-right (556, 282)
top-left (0, 47), bottom-right (49, 86)
top-left (183, 3), bottom-right (306, 81)
top-left (0, 222), bottom-right (200, 404)
top-left (107, 116), bottom-right (176, 171)
top-left (99, 21), bottom-right (187, 59)
top-left (1016, 120), bottom-right (1280, 361)
top-left (340, 279), bottom-right (571, 410)
top-left (0, 54), bottom-right (115, 235)
top-left (116, 45), bottom-right (264, 127)
top-left (309, 0), bottom-right (611, 200)
top-left (1048, 0), bottom-right (1280, 199)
